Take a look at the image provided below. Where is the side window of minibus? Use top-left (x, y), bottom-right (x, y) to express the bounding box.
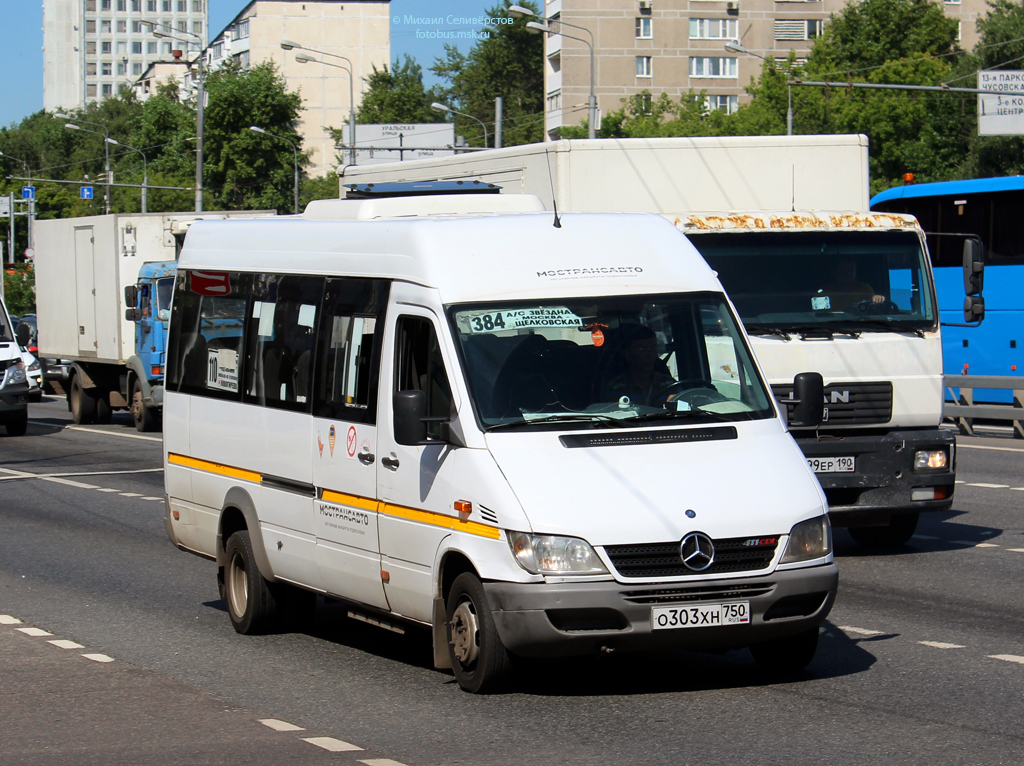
top-left (242, 274), bottom-right (324, 412)
top-left (394, 316), bottom-right (453, 440)
top-left (312, 278), bottom-right (390, 425)
top-left (168, 270), bottom-right (251, 400)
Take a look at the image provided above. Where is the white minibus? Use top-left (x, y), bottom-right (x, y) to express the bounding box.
top-left (163, 192), bottom-right (838, 693)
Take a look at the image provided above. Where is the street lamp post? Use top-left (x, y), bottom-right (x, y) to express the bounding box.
top-left (283, 41), bottom-right (357, 166)
top-left (431, 102), bottom-right (489, 150)
top-left (250, 126), bottom-right (299, 214)
top-left (725, 41), bottom-right (792, 136)
top-left (511, 6), bottom-right (597, 139)
top-left (57, 113), bottom-right (112, 212)
top-left (106, 138), bottom-right (149, 213)
top-left (146, 23), bottom-right (205, 211)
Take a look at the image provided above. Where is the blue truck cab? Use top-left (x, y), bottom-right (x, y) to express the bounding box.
top-left (124, 260), bottom-right (175, 432)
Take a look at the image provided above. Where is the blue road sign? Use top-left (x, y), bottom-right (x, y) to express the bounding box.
top-left (81, 186), bottom-right (94, 200)
top-left (21, 186), bottom-right (35, 200)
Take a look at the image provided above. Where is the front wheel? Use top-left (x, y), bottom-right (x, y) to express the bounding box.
top-left (4, 410), bottom-right (28, 436)
top-left (750, 627), bottom-right (820, 674)
top-left (848, 512), bottom-right (919, 549)
top-left (445, 573), bottom-right (512, 694)
top-left (131, 377), bottom-right (160, 432)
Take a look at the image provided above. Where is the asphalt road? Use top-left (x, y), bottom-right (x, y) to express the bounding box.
top-left (1, 396), bottom-right (1022, 765)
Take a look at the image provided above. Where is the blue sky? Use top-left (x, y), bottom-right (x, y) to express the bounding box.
top-left (0, 0), bottom-right (494, 129)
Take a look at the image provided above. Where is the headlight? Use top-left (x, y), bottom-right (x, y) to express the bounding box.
top-left (508, 532), bottom-right (609, 575)
top-left (780, 515), bottom-right (832, 564)
top-left (27, 359), bottom-right (41, 374)
top-left (914, 449), bottom-right (948, 471)
top-left (2, 362), bottom-right (27, 388)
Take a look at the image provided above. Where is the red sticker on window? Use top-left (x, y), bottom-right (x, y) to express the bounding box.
top-left (190, 271), bottom-right (231, 296)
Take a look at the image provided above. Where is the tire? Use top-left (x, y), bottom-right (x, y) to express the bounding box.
top-left (224, 530), bottom-right (281, 635)
top-left (445, 572), bottom-right (512, 694)
top-left (750, 627), bottom-right (820, 674)
top-left (69, 375), bottom-right (96, 425)
top-left (848, 512), bottom-right (919, 549)
top-left (94, 393), bottom-right (112, 425)
top-left (5, 410), bottom-right (28, 437)
top-left (131, 377), bottom-right (160, 432)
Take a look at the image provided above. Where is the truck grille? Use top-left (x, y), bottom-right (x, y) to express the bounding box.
top-left (603, 536), bottom-right (779, 579)
top-left (772, 381), bottom-right (892, 426)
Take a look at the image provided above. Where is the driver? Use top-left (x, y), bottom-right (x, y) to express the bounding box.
top-left (600, 325), bottom-right (675, 405)
top-left (818, 259), bottom-right (885, 309)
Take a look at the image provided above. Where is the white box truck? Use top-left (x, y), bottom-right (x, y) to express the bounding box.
top-left (341, 136), bottom-right (970, 547)
top-left (35, 211), bottom-right (273, 431)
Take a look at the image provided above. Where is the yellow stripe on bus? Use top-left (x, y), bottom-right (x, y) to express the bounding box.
top-left (321, 489), bottom-right (380, 512)
top-left (167, 453), bottom-right (262, 484)
top-left (381, 503), bottom-right (502, 540)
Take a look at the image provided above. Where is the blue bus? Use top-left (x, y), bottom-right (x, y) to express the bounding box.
top-left (871, 177), bottom-right (1019, 391)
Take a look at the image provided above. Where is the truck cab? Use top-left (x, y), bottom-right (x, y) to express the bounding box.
top-left (125, 260), bottom-right (175, 431)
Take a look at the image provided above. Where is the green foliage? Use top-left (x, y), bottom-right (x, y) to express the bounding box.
top-left (301, 174), bottom-right (342, 207)
top-left (358, 56), bottom-right (448, 124)
top-left (430, 1), bottom-right (544, 147)
top-left (2, 267), bottom-right (35, 317)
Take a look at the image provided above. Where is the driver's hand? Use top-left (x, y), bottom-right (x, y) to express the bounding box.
top-left (871, 294), bottom-right (885, 303)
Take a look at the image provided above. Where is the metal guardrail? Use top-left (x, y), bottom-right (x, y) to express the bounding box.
top-left (944, 375), bottom-right (1024, 439)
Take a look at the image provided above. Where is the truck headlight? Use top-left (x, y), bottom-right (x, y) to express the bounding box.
top-left (508, 532), bottom-right (609, 575)
top-left (914, 449), bottom-right (948, 471)
top-left (780, 515), bottom-right (832, 564)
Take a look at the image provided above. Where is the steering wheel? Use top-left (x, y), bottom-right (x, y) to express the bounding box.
top-left (855, 299), bottom-right (899, 315)
top-left (657, 379), bottom-right (723, 406)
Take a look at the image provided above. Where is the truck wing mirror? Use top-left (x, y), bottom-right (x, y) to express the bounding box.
top-left (124, 284), bottom-right (138, 306)
top-left (125, 307), bottom-right (144, 322)
top-left (963, 238), bottom-right (984, 297)
top-left (963, 295), bottom-right (985, 324)
top-left (788, 372), bottom-right (824, 428)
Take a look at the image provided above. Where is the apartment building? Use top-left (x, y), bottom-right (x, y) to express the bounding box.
top-left (542, 0), bottom-right (991, 139)
top-left (43, 0), bottom-right (208, 112)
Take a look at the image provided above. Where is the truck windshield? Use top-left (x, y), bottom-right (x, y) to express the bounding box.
top-left (688, 231), bottom-right (936, 333)
top-left (448, 292), bottom-right (775, 430)
top-left (157, 277), bottom-right (174, 313)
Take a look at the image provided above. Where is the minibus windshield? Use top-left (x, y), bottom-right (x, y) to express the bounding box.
top-left (449, 292), bottom-right (776, 430)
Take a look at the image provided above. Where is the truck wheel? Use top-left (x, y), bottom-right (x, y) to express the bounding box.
top-left (5, 410), bottom-right (28, 436)
top-left (849, 513), bottom-right (919, 549)
top-left (70, 376), bottom-right (96, 425)
top-left (131, 378), bottom-right (160, 432)
top-left (445, 572), bottom-right (512, 693)
top-left (224, 530), bottom-right (281, 635)
top-left (95, 393), bottom-right (112, 425)
top-left (750, 627), bottom-right (819, 674)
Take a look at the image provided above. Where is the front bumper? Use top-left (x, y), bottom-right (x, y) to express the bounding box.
top-left (0, 381), bottom-right (30, 416)
top-left (483, 564), bottom-right (838, 658)
top-left (792, 428), bottom-right (955, 525)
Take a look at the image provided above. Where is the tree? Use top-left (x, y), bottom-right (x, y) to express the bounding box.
top-left (430, 1), bottom-right (544, 147)
top-left (357, 56), bottom-right (447, 124)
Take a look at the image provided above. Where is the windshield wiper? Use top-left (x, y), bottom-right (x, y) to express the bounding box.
top-left (486, 413), bottom-right (633, 431)
top-left (747, 326), bottom-right (792, 341)
top-left (622, 408), bottom-right (738, 424)
top-left (843, 318), bottom-right (926, 337)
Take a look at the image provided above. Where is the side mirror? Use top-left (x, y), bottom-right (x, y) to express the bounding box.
top-left (125, 307), bottom-right (144, 321)
top-left (789, 372), bottom-right (824, 428)
top-left (964, 295), bottom-right (985, 324)
top-left (124, 284), bottom-right (139, 306)
top-left (15, 323), bottom-right (31, 347)
top-left (394, 390), bottom-right (429, 445)
top-left (963, 238), bottom-right (984, 297)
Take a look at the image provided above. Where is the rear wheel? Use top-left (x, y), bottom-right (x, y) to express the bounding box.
top-left (750, 627), bottom-right (820, 674)
top-left (445, 572), bottom-right (512, 693)
top-left (131, 377), bottom-right (160, 432)
top-left (94, 392), bottom-right (112, 424)
top-left (848, 512), bottom-right (919, 549)
top-left (224, 530), bottom-right (281, 635)
top-left (4, 410), bottom-right (28, 436)
top-left (69, 375), bottom-right (96, 425)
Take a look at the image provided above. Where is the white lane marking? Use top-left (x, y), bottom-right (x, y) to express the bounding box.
top-left (0, 468), bottom-right (162, 481)
top-left (1012, 488), bottom-right (1024, 491)
top-left (143, 497), bottom-right (162, 501)
top-left (975, 543), bottom-right (1000, 548)
top-left (82, 654), bottom-right (114, 663)
top-left (1008, 549), bottom-right (1024, 553)
top-left (96, 488), bottom-right (119, 493)
top-left (919, 641), bottom-right (966, 649)
top-left (965, 483), bottom-right (1010, 488)
top-left (958, 443), bottom-right (1024, 454)
top-left (259, 719), bottom-right (305, 732)
top-left (989, 654), bottom-right (1024, 665)
top-left (0, 467), bottom-right (100, 490)
top-left (0, 615), bottom-right (23, 625)
top-left (17, 628), bottom-right (53, 637)
top-left (65, 426), bottom-right (161, 442)
top-left (302, 737), bottom-right (363, 752)
top-left (119, 493), bottom-right (142, 497)
top-left (360, 760), bottom-right (410, 766)
top-left (48, 639), bottom-right (85, 649)
top-left (840, 626), bottom-right (884, 636)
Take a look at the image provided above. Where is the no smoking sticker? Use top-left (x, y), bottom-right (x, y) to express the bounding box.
top-left (346, 425), bottom-right (358, 458)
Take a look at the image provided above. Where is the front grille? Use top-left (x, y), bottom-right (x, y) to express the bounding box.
top-left (621, 582), bottom-right (776, 605)
top-left (603, 536), bottom-right (779, 578)
top-left (773, 381), bottom-right (893, 426)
